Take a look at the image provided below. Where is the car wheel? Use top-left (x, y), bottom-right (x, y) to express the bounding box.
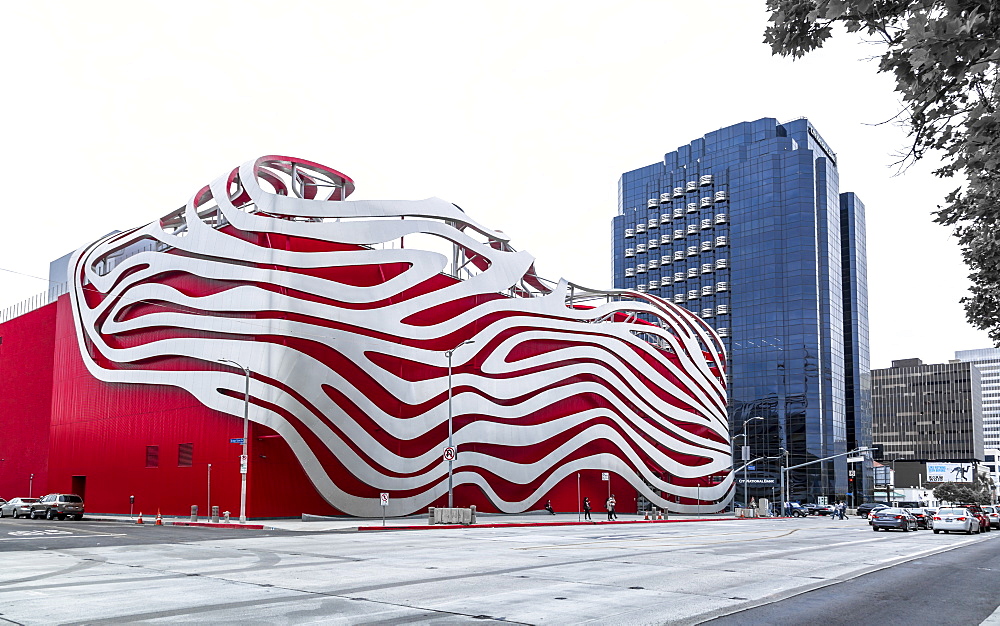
top-left (58, 514), bottom-right (66, 521)
top-left (901, 523), bottom-right (909, 532)
top-left (934, 529), bottom-right (940, 534)
top-left (73, 515), bottom-right (83, 521)
top-left (46, 509), bottom-right (56, 521)
top-left (967, 527), bottom-right (974, 535)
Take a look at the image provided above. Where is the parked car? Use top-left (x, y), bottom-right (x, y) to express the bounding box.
top-left (871, 508), bottom-right (918, 532)
top-left (908, 508), bottom-right (933, 530)
top-left (981, 505), bottom-right (1000, 529)
top-left (29, 494), bottom-right (85, 520)
top-left (784, 502), bottom-right (808, 517)
top-left (932, 507), bottom-right (982, 534)
top-left (857, 503), bottom-right (889, 519)
top-left (0, 497), bottom-right (40, 518)
top-left (803, 504), bottom-right (836, 516)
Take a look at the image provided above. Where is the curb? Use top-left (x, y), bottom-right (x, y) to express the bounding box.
top-left (170, 521), bottom-right (266, 530)
top-left (356, 516), bottom-right (778, 532)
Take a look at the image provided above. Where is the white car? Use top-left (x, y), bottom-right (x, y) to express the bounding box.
top-left (932, 507), bottom-right (982, 534)
top-left (981, 505), bottom-right (1000, 529)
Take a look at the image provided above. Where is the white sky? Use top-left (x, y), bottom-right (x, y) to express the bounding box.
top-left (0, 1), bottom-right (991, 368)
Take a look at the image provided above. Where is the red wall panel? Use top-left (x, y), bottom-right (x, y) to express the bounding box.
top-left (0, 302), bottom-right (57, 500)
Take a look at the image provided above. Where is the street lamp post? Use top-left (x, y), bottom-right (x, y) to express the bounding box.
top-left (219, 358), bottom-right (250, 524)
top-left (444, 340), bottom-right (475, 508)
top-left (741, 417), bottom-right (764, 510)
top-left (778, 447), bottom-right (790, 515)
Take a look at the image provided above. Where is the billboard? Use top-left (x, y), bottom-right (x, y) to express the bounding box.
top-left (926, 463), bottom-right (974, 483)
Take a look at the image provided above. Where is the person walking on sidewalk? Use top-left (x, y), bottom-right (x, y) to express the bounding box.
top-left (583, 497), bottom-right (592, 520)
top-left (606, 494), bottom-right (617, 521)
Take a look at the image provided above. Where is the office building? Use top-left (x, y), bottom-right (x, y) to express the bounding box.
top-left (871, 358), bottom-right (984, 462)
top-left (955, 348), bottom-right (1000, 449)
top-left (612, 117), bottom-right (872, 505)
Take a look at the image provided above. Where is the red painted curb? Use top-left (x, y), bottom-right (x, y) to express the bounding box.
top-left (170, 521), bottom-right (266, 529)
top-left (356, 516), bottom-right (780, 531)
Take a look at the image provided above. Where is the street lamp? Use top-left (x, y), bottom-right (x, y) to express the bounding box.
top-left (219, 358), bottom-right (250, 524)
top-left (444, 340), bottom-right (475, 508)
top-left (777, 446), bottom-right (790, 515)
top-left (740, 417), bottom-right (764, 510)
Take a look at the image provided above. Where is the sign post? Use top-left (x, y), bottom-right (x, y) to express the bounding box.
top-left (379, 492), bottom-right (389, 527)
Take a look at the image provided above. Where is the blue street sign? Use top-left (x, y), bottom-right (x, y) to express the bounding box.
top-left (747, 465), bottom-right (756, 470)
top-left (230, 438), bottom-right (245, 444)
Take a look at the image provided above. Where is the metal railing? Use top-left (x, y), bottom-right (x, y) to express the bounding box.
top-left (0, 282), bottom-right (69, 324)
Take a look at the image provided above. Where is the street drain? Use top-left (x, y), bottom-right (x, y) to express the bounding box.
top-left (629, 586), bottom-right (645, 590)
top-left (555, 597), bottom-right (567, 600)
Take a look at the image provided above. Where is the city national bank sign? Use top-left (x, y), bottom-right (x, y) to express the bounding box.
top-left (926, 463), bottom-right (973, 483)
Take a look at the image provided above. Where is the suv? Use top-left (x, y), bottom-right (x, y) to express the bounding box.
top-left (30, 494), bottom-right (85, 520)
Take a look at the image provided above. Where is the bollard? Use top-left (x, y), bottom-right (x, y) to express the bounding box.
top-left (428, 507), bottom-right (435, 525)
top-left (223, 510), bottom-right (231, 523)
top-left (190, 505), bottom-right (198, 522)
top-left (470, 505), bottom-right (476, 525)
top-left (211, 505), bottom-right (220, 523)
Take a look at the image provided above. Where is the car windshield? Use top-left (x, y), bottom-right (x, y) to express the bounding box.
top-left (983, 506), bottom-right (996, 513)
top-left (938, 508), bottom-right (967, 516)
top-left (878, 509), bottom-right (906, 515)
top-left (17, 498), bottom-right (38, 503)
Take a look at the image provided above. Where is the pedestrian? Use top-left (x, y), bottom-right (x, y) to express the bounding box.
top-left (606, 494), bottom-right (617, 521)
top-left (839, 501), bottom-right (848, 520)
top-left (544, 500), bottom-right (555, 515)
top-left (583, 497), bottom-right (592, 521)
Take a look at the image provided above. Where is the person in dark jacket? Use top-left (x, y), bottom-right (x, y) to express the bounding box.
top-left (544, 500), bottom-right (555, 515)
top-left (583, 497), bottom-right (592, 520)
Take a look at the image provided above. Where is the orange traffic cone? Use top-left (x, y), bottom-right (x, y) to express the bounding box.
top-left (136, 512), bottom-right (144, 524)
top-left (644, 510), bottom-right (650, 520)
top-left (155, 510), bottom-right (163, 526)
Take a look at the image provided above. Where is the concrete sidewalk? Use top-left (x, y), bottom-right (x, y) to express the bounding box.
top-left (83, 510), bottom-right (765, 532)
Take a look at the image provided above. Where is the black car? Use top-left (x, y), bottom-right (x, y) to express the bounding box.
top-left (857, 502), bottom-right (889, 519)
top-left (907, 507), bottom-right (933, 529)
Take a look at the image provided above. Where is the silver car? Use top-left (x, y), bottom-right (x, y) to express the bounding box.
top-left (0, 497), bottom-right (40, 518)
top-left (981, 505), bottom-right (1000, 529)
top-left (932, 507), bottom-right (982, 534)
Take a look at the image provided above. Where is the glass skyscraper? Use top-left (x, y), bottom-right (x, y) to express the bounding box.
top-left (612, 117), bottom-right (872, 505)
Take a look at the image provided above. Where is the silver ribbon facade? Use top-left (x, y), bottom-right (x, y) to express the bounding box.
top-left (69, 156), bottom-right (733, 516)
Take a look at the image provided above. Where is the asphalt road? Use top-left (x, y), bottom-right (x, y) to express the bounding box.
top-left (0, 516), bottom-right (307, 550)
top-left (706, 527), bottom-right (1000, 625)
top-left (1, 516), bottom-right (997, 624)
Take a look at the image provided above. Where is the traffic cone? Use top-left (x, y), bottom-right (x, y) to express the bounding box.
top-left (155, 510), bottom-right (163, 526)
top-left (644, 510), bottom-right (650, 520)
top-left (136, 512), bottom-right (144, 524)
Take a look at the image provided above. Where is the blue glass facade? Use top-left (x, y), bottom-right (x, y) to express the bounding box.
top-left (613, 118), bottom-right (872, 504)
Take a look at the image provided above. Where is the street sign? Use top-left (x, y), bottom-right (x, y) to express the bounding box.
top-left (747, 465), bottom-right (756, 470)
top-left (601, 472), bottom-right (610, 481)
top-left (239, 454), bottom-right (248, 474)
top-left (380, 492), bottom-right (389, 506)
top-left (846, 456), bottom-right (864, 463)
top-left (849, 470), bottom-right (856, 477)
top-left (741, 445), bottom-right (750, 461)
top-left (736, 477), bottom-right (776, 485)
top-left (443, 446), bottom-right (456, 462)
top-left (230, 438), bottom-right (245, 444)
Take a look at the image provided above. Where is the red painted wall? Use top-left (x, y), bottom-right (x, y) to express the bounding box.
top-left (47, 294), bottom-right (345, 517)
top-left (0, 302), bottom-right (57, 500)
